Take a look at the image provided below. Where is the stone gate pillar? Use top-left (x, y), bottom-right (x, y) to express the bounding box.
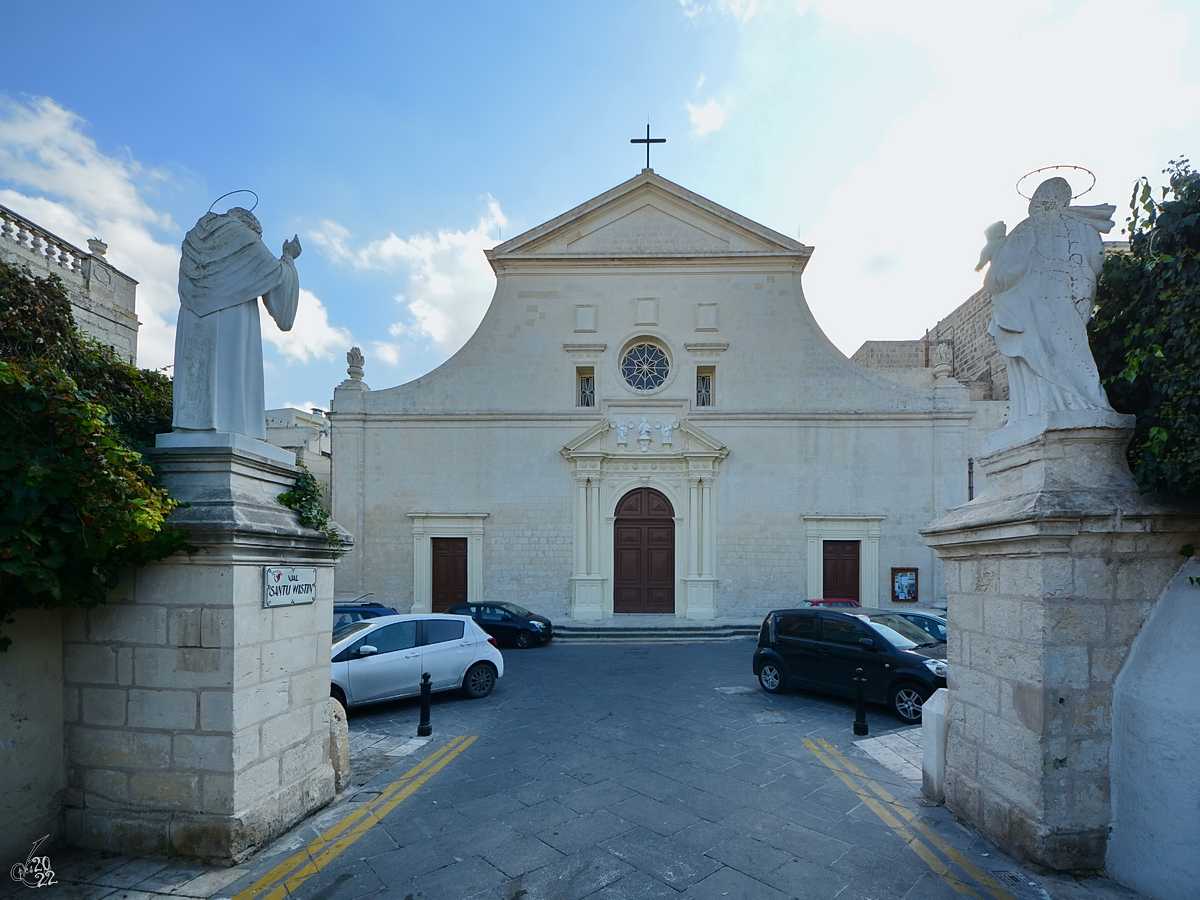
top-left (922, 413), bottom-right (1199, 871)
top-left (61, 435), bottom-right (350, 861)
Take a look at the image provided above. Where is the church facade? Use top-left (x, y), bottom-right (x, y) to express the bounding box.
top-left (329, 170), bottom-right (1000, 620)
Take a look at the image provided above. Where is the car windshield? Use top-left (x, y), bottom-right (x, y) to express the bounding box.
top-left (496, 602), bottom-right (533, 617)
top-left (333, 621), bottom-right (373, 643)
top-left (859, 613), bottom-right (939, 649)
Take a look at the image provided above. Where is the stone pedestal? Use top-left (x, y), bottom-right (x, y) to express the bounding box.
top-left (922, 414), bottom-right (1199, 871)
top-left (61, 438), bottom-right (350, 862)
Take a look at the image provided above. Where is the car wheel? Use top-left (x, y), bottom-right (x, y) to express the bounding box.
top-left (889, 683), bottom-right (928, 723)
top-left (515, 630), bottom-right (534, 650)
top-left (462, 662), bottom-right (497, 698)
top-left (331, 685), bottom-right (347, 709)
top-left (758, 662), bottom-right (786, 694)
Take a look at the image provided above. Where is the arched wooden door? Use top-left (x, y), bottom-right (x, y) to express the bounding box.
top-left (613, 488), bottom-right (675, 614)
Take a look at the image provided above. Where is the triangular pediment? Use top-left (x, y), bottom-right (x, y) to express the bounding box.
top-left (489, 171), bottom-right (810, 264)
top-left (561, 418), bottom-right (729, 458)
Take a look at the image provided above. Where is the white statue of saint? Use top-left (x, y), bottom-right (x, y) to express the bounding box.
top-left (172, 207), bottom-right (301, 439)
top-left (980, 177), bottom-right (1116, 420)
top-left (637, 417), bottom-right (653, 440)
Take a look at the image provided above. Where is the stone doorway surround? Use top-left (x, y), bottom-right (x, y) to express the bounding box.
top-left (409, 513), bottom-right (487, 614)
top-left (561, 418), bottom-right (727, 620)
top-left (803, 515), bottom-right (884, 603)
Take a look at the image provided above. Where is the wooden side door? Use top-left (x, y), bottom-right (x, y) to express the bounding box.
top-left (431, 537), bottom-right (468, 612)
top-left (822, 540), bottom-right (861, 603)
top-left (613, 488), bottom-right (675, 614)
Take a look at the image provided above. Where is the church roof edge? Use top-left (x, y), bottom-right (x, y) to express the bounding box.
top-left (487, 170), bottom-right (811, 265)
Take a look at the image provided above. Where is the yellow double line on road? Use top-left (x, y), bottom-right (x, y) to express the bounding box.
top-left (233, 735), bottom-right (478, 900)
top-left (802, 738), bottom-right (1015, 900)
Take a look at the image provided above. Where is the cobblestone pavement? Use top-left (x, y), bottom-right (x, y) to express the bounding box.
top-left (6, 640), bottom-right (1147, 900)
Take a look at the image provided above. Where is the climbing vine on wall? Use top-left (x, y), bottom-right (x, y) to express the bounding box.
top-left (1091, 159), bottom-right (1200, 500)
top-left (0, 261), bottom-right (189, 650)
top-left (278, 464), bottom-right (343, 548)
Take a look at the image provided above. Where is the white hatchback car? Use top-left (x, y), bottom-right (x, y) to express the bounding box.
top-left (331, 614), bottom-right (504, 709)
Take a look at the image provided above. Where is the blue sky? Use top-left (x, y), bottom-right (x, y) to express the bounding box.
top-left (2, 0), bottom-right (1198, 412)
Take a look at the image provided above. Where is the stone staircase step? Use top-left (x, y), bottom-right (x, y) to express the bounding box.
top-left (554, 621), bottom-right (759, 642)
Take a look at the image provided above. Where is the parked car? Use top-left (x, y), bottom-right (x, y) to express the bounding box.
top-left (887, 607), bottom-right (947, 643)
top-left (444, 602), bottom-right (553, 649)
top-left (802, 598), bottom-right (862, 608)
top-left (752, 607), bottom-right (946, 723)
top-left (334, 599), bottom-right (399, 631)
top-left (331, 614), bottom-right (503, 709)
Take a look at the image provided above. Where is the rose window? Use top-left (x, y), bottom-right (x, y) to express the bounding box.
top-left (621, 343), bottom-right (670, 391)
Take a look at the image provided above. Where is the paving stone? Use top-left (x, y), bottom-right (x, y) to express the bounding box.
top-left (608, 793), bottom-right (700, 836)
top-left (681, 864), bottom-right (795, 899)
top-left (670, 820), bottom-right (733, 854)
top-left (480, 834), bottom-right (564, 878)
top-left (504, 798), bottom-right (578, 834)
top-left (558, 778), bottom-right (638, 813)
top-left (764, 855), bottom-right (856, 898)
top-left (600, 826), bottom-right (722, 889)
top-left (499, 846), bottom-right (634, 900)
top-left (538, 809), bottom-right (637, 854)
top-left (92, 860), bottom-right (172, 889)
top-left (583, 871), bottom-right (679, 899)
top-left (365, 837), bottom-right (460, 881)
top-left (410, 855), bottom-right (508, 899)
top-left (703, 833), bottom-right (794, 880)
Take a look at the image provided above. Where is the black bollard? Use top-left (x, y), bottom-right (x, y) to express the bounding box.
top-left (417, 672), bottom-right (433, 737)
top-left (853, 667), bottom-right (869, 736)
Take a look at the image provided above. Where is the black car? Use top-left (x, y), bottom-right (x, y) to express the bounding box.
top-left (333, 600), bottom-right (399, 631)
top-left (444, 602), bottom-right (553, 649)
top-left (752, 607), bottom-right (947, 723)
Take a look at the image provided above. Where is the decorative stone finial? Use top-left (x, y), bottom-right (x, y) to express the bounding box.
top-left (87, 238), bottom-right (107, 256)
top-left (347, 347), bottom-right (365, 381)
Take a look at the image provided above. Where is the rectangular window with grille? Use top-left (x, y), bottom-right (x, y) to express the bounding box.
top-left (696, 366), bottom-right (714, 407)
top-left (578, 368), bottom-right (595, 407)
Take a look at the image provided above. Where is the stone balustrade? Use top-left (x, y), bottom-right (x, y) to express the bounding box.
top-left (0, 203), bottom-right (140, 362)
top-left (0, 204), bottom-right (90, 275)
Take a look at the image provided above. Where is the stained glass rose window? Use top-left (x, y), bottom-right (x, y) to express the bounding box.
top-left (621, 343), bottom-right (669, 390)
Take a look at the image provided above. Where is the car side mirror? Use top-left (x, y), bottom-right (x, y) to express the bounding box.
top-left (858, 637), bottom-right (877, 652)
top-left (502, 614), bottom-right (512, 621)
top-left (358, 644), bottom-right (378, 657)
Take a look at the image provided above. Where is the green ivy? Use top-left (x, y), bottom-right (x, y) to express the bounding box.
top-left (0, 262), bottom-right (190, 650)
top-left (1090, 159), bottom-right (1200, 499)
top-left (278, 464), bottom-right (343, 548)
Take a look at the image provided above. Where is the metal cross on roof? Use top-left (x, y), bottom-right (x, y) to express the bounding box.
top-left (630, 124), bottom-right (666, 170)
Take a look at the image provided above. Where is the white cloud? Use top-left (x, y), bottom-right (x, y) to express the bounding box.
top-left (695, 0), bottom-right (1200, 354)
top-left (279, 400), bottom-right (328, 414)
top-left (309, 198), bottom-right (506, 354)
top-left (681, 0), bottom-right (760, 22)
top-left (261, 288), bottom-right (353, 364)
top-left (367, 340), bottom-right (402, 366)
top-left (687, 99), bottom-right (729, 137)
top-left (0, 96), bottom-right (181, 369)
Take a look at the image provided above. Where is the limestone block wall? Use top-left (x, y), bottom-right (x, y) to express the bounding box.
top-left (62, 568), bottom-right (334, 859)
top-left (851, 289), bottom-right (1008, 403)
top-left (0, 611), bottom-right (65, 866)
top-left (925, 423), bottom-right (1200, 870)
top-left (934, 533), bottom-right (1183, 868)
top-left (929, 288), bottom-right (1006, 399)
top-left (61, 443), bottom-right (343, 861)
